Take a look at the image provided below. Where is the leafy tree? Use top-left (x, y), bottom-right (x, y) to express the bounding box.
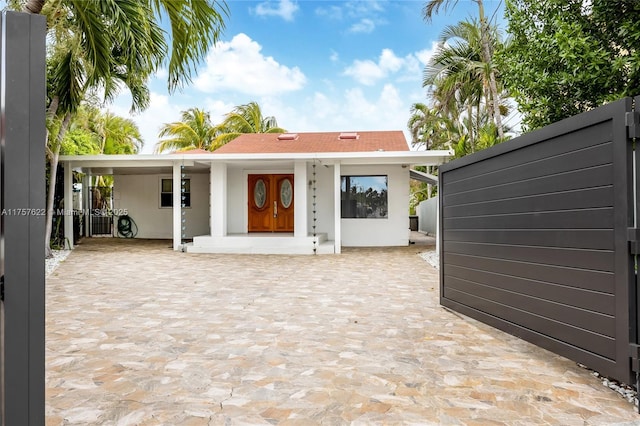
top-left (155, 108), bottom-right (219, 153)
top-left (60, 129), bottom-right (100, 156)
top-left (423, 0), bottom-right (506, 139)
top-left (411, 19), bottom-right (509, 159)
top-left (408, 102), bottom-right (461, 152)
top-left (498, 0), bottom-right (640, 131)
top-left (93, 111), bottom-right (144, 155)
top-left (213, 102), bottom-right (287, 146)
top-left (424, 19), bottom-right (506, 152)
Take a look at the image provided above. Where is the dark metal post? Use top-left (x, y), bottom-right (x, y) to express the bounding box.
top-left (0, 11), bottom-right (47, 425)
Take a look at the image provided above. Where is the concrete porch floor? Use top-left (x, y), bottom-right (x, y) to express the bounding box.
top-left (46, 238), bottom-right (639, 425)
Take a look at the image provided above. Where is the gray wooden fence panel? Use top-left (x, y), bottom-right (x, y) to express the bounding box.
top-left (439, 97), bottom-right (634, 384)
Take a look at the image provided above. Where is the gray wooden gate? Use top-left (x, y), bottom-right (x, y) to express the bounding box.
top-left (0, 11), bottom-right (46, 425)
top-left (439, 97), bottom-right (637, 385)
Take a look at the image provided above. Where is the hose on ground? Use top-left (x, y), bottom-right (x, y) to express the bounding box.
top-left (116, 215), bottom-right (138, 238)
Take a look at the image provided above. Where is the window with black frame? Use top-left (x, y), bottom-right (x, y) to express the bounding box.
top-left (160, 178), bottom-right (191, 208)
top-left (341, 175), bottom-right (388, 218)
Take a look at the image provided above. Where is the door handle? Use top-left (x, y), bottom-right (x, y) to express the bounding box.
top-left (273, 201), bottom-right (278, 218)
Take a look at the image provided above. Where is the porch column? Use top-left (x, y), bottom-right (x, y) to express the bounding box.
top-left (82, 173), bottom-right (90, 238)
top-left (64, 162), bottom-right (74, 249)
top-left (172, 163), bottom-right (181, 250)
top-left (333, 162), bottom-right (341, 254)
top-left (210, 162), bottom-right (227, 237)
top-left (294, 160), bottom-right (308, 237)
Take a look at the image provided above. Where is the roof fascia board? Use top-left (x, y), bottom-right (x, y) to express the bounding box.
top-left (60, 150), bottom-right (453, 167)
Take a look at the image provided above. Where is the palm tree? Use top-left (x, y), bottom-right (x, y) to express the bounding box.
top-left (61, 106), bottom-right (143, 156)
top-left (409, 102), bottom-right (446, 151)
top-left (95, 112), bottom-right (144, 155)
top-left (21, 0), bottom-right (228, 92)
top-left (424, 19), bottom-right (492, 152)
top-left (408, 101), bottom-right (468, 156)
top-left (213, 102), bottom-right (287, 146)
top-left (423, 0), bottom-right (505, 139)
top-left (42, 14), bottom-right (160, 255)
top-left (13, 0), bottom-right (228, 255)
top-left (155, 108), bottom-right (219, 153)
top-left (421, 18), bottom-right (509, 153)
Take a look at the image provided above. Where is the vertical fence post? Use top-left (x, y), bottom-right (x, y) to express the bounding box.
top-left (0, 11), bottom-right (46, 425)
top-left (631, 96), bottom-right (640, 407)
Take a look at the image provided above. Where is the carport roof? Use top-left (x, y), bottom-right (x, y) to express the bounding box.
top-left (60, 149), bottom-right (452, 175)
top-left (410, 169), bottom-right (438, 185)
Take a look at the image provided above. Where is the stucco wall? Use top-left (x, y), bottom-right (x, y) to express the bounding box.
top-left (340, 164), bottom-right (409, 247)
top-left (417, 196), bottom-right (438, 235)
top-left (113, 173), bottom-right (209, 239)
top-left (308, 163), bottom-right (336, 240)
top-left (227, 168), bottom-right (244, 234)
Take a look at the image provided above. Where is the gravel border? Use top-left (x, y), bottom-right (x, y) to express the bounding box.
top-left (46, 249), bottom-right (71, 277)
top-left (419, 250), bottom-right (439, 270)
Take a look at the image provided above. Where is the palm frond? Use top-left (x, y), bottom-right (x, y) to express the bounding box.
top-left (423, 0), bottom-right (460, 23)
top-left (151, 0), bottom-right (229, 92)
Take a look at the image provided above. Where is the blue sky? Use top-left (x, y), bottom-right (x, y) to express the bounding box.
top-left (109, 0), bottom-right (509, 153)
top-left (5, 0), bottom-right (507, 154)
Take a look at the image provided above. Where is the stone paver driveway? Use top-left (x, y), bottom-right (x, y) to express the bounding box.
top-left (46, 239), bottom-right (640, 425)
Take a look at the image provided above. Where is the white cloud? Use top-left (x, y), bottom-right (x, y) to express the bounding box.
top-left (310, 92), bottom-right (335, 120)
top-left (193, 33), bottom-right (306, 96)
top-left (379, 49), bottom-right (404, 73)
top-left (344, 59), bottom-right (386, 86)
top-left (106, 92), bottom-right (186, 154)
top-left (203, 98), bottom-right (237, 123)
top-left (330, 50), bottom-right (339, 62)
top-left (253, 0), bottom-right (299, 21)
top-left (349, 18), bottom-right (375, 33)
top-left (344, 48), bottom-right (425, 86)
top-left (343, 84), bottom-right (404, 125)
top-left (153, 68), bottom-right (168, 81)
top-left (415, 41), bottom-right (441, 66)
top-left (344, 0), bottom-right (385, 17)
top-left (263, 83), bottom-right (412, 140)
top-left (316, 1), bottom-right (387, 33)
top-left (314, 5), bottom-right (342, 19)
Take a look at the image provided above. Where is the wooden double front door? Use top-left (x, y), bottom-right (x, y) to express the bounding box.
top-left (248, 174), bottom-right (294, 232)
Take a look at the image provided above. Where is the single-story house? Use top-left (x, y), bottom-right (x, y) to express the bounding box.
top-left (60, 130), bottom-right (451, 254)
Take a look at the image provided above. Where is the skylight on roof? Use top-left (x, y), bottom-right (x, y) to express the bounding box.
top-left (277, 133), bottom-right (298, 140)
top-left (339, 132), bottom-right (359, 140)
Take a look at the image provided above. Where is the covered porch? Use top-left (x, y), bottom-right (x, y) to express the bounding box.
top-left (60, 149), bottom-right (450, 255)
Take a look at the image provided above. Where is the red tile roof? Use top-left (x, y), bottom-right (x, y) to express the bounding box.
top-left (212, 131), bottom-right (409, 154)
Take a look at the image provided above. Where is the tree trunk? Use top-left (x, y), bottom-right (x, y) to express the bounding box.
top-left (476, 103), bottom-right (482, 146)
top-left (47, 95), bottom-right (59, 121)
top-left (467, 103), bottom-right (474, 153)
top-left (44, 112), bottom-right (71, 257)
top-left (487, 68), bottom-right (504, 139)
top-left (22, 0), bottom-right (45, 14)
top-left (476, 0), bottom-right (504, 140)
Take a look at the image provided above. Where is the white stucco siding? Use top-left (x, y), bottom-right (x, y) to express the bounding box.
top-left (113, 173), bottom-right (209, 239)
top-left (227, 168), bottom-right (245, 233)
top-left (339, 165), bottom-right (409, 247)
top-left (309, 163), bottom-right (336, 240)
